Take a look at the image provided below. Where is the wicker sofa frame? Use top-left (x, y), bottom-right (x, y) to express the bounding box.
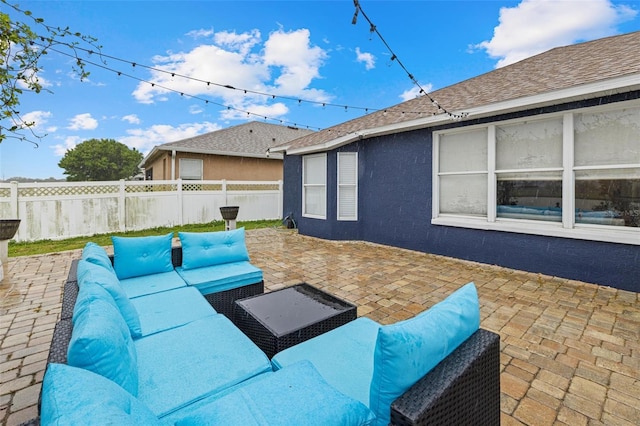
top-left (32, 251), bottom-right (500, 425)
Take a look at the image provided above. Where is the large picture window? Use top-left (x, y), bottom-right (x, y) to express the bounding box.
top-left (179, 158), bottom-right (203, 180)
top-left (574, 107), bottom-right (640, 227)
top-left (439, 129), bottom-right (488, 216)
top-left (337, 152), bottom-right (358, 220)
top-left (302, 154), bottom-right (327, 219)
top-left (496, 118), bottom-right (563, 222)
top-left (433, 101), bottom-right (640, 245)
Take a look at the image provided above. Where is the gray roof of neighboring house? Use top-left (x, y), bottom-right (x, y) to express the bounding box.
top-left (275, 31), bottom-right (640, 154)
top-left (141, 121), bottom-right (314, 166)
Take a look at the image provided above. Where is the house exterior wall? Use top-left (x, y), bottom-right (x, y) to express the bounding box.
top-left (283, 93), bottom-right (640, 292)
top-left (145, 152), bottom-right (283, 181)
top-left (145, 152), bottom-right (171, 180)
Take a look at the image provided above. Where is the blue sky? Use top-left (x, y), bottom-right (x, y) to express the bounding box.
top-left (2, 0), bottom-right (639, 179)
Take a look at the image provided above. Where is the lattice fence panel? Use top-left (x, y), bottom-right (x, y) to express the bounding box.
top-left (227, 183), bottom-right (280, 191)
top-left (18, 185), bottom-right (119, 197)
top-left (125, 183), bottom-right (177, 193)
top-left (0, 188), bottom-right (11, 198)
top-left (183, 183), bottom-right (223, 191)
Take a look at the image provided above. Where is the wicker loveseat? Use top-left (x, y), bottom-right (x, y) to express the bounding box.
top-left (29, 231), bottom-right (500, 425)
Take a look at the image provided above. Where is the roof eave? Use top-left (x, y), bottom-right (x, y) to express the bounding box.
top-left (286, 73), bottom-right (640, 155)
top-left (152, 145), bottom-right (283, 160)
top-left (139, 146), bottom-right (160, 168)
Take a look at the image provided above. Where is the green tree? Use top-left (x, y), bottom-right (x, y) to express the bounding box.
top-left (1, 0), bottom-right (99, 145)
top-left (58, 139), bottom-right (143, 181)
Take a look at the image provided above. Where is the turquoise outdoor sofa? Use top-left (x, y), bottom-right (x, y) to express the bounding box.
top-left (29, 229), bottom-right (501, 425)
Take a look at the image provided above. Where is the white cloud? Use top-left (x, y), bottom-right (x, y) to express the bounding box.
top-left (476, 0), bottom-right (638, 67)
top-left (187, 28), bottom-right (214, 39)
top-left (214, 29), bottom-right (261, 56)
top-left (67, 113), bottom-right (98, 130)
top-left (21, 110), bottom-right (52, 130)
top-left (220, 102), bottom-right (290, 121)
top-left (355, 47), bottom-right (375, 70)
top-left (399, 83), bottom-right (433, 102)
top-left (119, 121), bottom-right (222, 154)
top-left (122, 114), bottom-right (141, 124)
top-left (132, 27), bottom-right (331, 120)
top-left (52, 135), bottom-right (82, 156)
top-left (263, 28), bottom-right (328, 95)
top-left (189, 105), bottom-right (204, 115)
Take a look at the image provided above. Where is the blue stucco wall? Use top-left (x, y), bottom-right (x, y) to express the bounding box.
top-left (283, 96), bottom-right (640, 292)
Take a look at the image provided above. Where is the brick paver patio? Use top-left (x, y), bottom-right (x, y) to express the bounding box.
top-left (1, 228), bottom-right (638, 425)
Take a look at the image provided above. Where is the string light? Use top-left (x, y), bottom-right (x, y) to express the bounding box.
top-left (351, 0), bottom-right (468, 120)
top-left (39, 44), bottom-right (329, 131)
top-left (23, 22), bottom-right (464, 140)
top-left (31, 35), bottom-right (439, 120)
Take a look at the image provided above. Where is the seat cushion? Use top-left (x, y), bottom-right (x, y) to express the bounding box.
top-left (112, 233), bottom-right (174, 280)
top-left (176, 261), bottom-right (263, 295)
top-left (178, 228), bottom-right (250, 270)
top-left (369, 282), bottom-right (481, 426)
top-left (119, 270), bottom-right (187, 299)
top-left (77, 260), bottom-right (142, 338)
top-left (40, 363), bottom-right (160, 426)
top-left (67, 295), bottom-right (138, 396)
top-left (174, 360), bottom-right (375, 426)
top-left (131, 287), bottom-right (218, 337)
top-left (271, 317), bottom-right (381, 407)
top-left (81, 242), bottom-right (115, 274)
top-left (134, 314), bottom-right (272, 418)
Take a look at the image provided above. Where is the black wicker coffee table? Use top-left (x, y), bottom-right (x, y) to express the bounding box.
top-left (233, 283), bottom-right (357, 358)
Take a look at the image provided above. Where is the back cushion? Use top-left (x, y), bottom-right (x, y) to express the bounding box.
top-left (68, 296), bottom-right (139, 396)
top-left (77, 260), bottom-right (142, 338)
top-left (179, 228), bottom-right (250, 270)
top-left (82, 242), bottom-right (115, 273)
top-left (112, 233), bottom-right (174, 279)
top-left (368, 282), bottom-right (480, 426)
top-left (41, 363), bottom-right (159, 426)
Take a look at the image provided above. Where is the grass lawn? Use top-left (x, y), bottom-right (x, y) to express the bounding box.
top-left (8, 219), bottom-right (283, 257)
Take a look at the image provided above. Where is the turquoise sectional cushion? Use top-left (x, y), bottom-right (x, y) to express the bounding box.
top-left (68, 296), bottom-right (139, 396)
top-left (81, 242), bottom-right (115, 273)
top-left (73, 279), bottom-right (119, 318)
top-left (119, 270), bottom-right (187, 299)
top-left (130, 287), bottom-right (217, 336)
top-left (41, 363), bottom-right (159, 426)
top-left (175, 360), bottom-right (375, 426)
top-left (369, 282), bottom-right (481, 426)
top-left (112, 233), bottom-right (174, 280)
top-left (176, 261), bottom-right (263, 295)
top-left (178, 228), bottom-right (249, 270)
top-left (271, 317), bottom-right (380, 406)
top-left (77, 260), bottom-right (142, 338)
top-left (134, 314), bottom-right (272, 418)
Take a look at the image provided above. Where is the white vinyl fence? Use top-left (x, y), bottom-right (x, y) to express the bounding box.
top-left (0, 180), bottom-right (283, 242)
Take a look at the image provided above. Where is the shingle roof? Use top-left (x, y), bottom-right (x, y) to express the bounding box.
top-left (278, 31), bottom-right (640, 153)
top-left (145, 121), bottom-right (314, 163)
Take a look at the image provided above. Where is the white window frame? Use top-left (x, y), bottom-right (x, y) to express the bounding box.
top-left (302, 153), bottom-right (327, 219)
top-left (432, 99), bottom-right (640, 245)
top-left (337, 152), bottom-right (358, 221)
top-left (179, 158), bottom-right (203, 180)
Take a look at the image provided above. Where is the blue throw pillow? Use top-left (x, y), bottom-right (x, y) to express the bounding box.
top-left (41, 363), bottom-right (159, 426)
top-left (112, 233), bottom-right (174, 279)
top-left (81, 242), bottom-right (115, 274)
top-left (178, 228), bottom-right (250, 270)
top-left (77, 260), bottom-right (142, 338)
top-left (175, 360), bottom-right (375, 425)
top-left (67, 296), bottom-right (139, 396)
top-left (368, 282), bottom-right (480, 426)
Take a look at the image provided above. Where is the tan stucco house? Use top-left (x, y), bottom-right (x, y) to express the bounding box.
top-left (139, 121), bottom-right (314, 181)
